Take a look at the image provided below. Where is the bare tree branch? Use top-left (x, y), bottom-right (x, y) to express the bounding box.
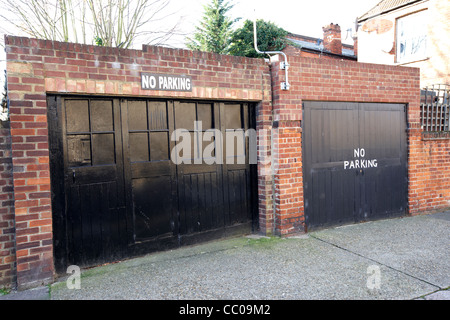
top-left (0, 0), bottom-right (183, 48)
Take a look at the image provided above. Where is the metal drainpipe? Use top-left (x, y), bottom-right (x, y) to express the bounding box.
top-left (253, 18), bottom-right (290, 90)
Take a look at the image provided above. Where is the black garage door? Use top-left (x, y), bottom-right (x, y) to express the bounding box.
top-left (48, 96), bottom-right (256, 271)
top-left (302, 101), bottom-right (408, 230)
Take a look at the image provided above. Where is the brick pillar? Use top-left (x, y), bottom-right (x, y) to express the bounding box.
top-left (272, 122), bottom-right (304, 236)
top-left (270, 55), bottom-right (305, 236)
top-left (323, 23), bottom-right (343, 55)
top-left (353, 36), bottom-right (358, 58)
top-left (256, 100), bottom-right (275, 236)
top-left (0, 122), bottom-right (16, 289)
top-left (5, 36), bottom-right (54, 289)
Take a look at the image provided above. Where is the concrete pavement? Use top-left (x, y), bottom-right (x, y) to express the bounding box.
top-left (2, 211), bottom-right (449, 300)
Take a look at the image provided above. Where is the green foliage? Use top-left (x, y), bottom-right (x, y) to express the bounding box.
top-left (94, 36), bottom-right (104, 46)
top-left (186, 0), bottom-right (239, 54)
top-left (246, 236), bottom-right (286, 250)
top-left (0, 287), bottom-right (10, 296)
top-left (229, 19), bottom-right (288, 58)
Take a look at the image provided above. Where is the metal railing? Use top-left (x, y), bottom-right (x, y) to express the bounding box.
top-left (420, 84), bottom-right (450, 132)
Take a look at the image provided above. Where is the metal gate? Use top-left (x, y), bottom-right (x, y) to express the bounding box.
top-left (48, 96), bottom-right (256, 272)
top-left (302, 101), bottom-right (408, 230)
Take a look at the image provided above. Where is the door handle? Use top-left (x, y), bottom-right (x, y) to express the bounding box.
top-left (72, 170), bottom-right (76, 183)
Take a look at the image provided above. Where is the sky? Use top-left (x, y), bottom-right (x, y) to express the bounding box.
top-left (165, 0), bottom-right (381, 47)
top-left (0, 0), bottom-right (381, 90)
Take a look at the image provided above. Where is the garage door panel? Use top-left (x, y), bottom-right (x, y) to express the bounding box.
top-left (149, 101), bottom-right (169, 130)
top-left (226, 169), bottom-right (251, 225)
top-left (362, 165), bottom-right (406, 220)
top-left (125, 100), bottom-right (176, 242)
top-left (175, 102), bottom-right (196, 131)
top-left (307, 169), bottom-right (357, 229)
top-left (309, 106), bottom-right (358, 165)
top-left (359, 104), bottom-right (407, 222)
top-left (92, 134), bottom-right (115, 165)
top-left (360, 109), bottom-right (404, 160)
top-left (127, 100), bottom-right (147, 130)
top-left (150, 132), bottom-right (170, 161)
top-left (65, 99), bottom-right (90, 133)
top-left (221, 103), bottom-right (252, 227)
top-left (61, 97), bottom-right (127, 267)
top-left (178, 171), bottom-right (224, 234)
top-left (133, 176), bottom-right (174, 240)
top-left (331, 169), bottom-right (358, 225)
top-left (67, 181), bottom-right (124, 267)
top-left (130, 161), bottom-right (171, 178)
top-left (90, 100), bottom-right (114, 131)
top-left (303, 101), bottom-right (407, 230)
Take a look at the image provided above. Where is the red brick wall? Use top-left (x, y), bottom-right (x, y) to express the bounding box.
top-left (270, 57), bottom-right (304, 236)
top-left (0, 123), bottom-right (16, 289)
top-left (4, 35), bottom-right (273, 288)
top-left (409, 132), bottom-right (450, 213)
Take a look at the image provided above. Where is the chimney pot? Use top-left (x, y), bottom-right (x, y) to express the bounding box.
top-left (322, 23), bottom-right (342, 55)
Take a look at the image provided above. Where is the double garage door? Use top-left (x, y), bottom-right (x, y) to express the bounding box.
top-left (48, 96), bottom-right (256, 271)
top-left (302, 102), bottom-right (408, 230)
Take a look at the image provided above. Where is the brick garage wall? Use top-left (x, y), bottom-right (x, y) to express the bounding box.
top-left (4, 35), bottom-right (273, 288)
top-left (269, 55), bottom-right (448, 235)
top-left (409, 133), bottom-right (450, 213)
top-left (0, 122), bottom-right (16, 289)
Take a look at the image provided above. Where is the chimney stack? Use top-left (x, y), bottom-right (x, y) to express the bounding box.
top-left (322, 23), bottom-right (342, 55)
top-left (353, 35), bottom-right (358, 58)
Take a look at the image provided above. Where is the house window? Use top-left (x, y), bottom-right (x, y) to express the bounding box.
top-left (396, 10), bottom-right (428, 64)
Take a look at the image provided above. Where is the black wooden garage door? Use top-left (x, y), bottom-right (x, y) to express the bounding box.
top-left (302, 101), bottom-right (407, 230)
top-left (48, 96), bottom-right (256, 271)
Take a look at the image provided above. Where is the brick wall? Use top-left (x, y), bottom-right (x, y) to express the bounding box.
top-left (408, 132), bottom-right (450, 213)
top-left (0, 121), bottom-right (16, 289)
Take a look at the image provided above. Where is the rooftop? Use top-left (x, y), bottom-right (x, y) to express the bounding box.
top-left (285, 33), bottom-right (356, 58)
top-left (358, 0), bottom-right (423, 22)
